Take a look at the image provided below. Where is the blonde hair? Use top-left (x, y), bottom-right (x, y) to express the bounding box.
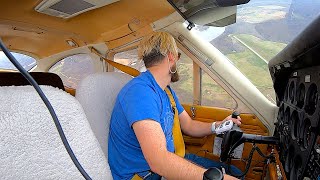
top-left (138, 31), bottom-right (178, 68)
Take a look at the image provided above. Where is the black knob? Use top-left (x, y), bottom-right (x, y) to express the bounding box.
top-left (232, 111), bottom-right (240, 119)
top-left (203, 167), bottom-right (223, 180)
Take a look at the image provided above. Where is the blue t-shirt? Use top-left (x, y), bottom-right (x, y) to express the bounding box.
top-left (108, 70), bottom-right (184, 180)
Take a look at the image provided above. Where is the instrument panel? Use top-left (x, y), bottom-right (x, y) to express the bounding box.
top-left (305, 135), bottom-right (320, 179)
top-left (276, 66), bottom-right (320, 180)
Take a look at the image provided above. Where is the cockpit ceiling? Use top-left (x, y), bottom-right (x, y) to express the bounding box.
top-left (0, 0), bottom-right (175, 58)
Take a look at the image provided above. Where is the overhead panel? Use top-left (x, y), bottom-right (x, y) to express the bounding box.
top-left (35, 0), bottom-right (120, 19)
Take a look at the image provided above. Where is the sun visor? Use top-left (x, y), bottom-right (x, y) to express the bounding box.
top-left (187, 6), bottom-right (236, 27)
top-left (167, 0), bottom-right (250, 29)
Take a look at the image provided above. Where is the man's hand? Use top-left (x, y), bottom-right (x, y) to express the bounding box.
top-left (223, 115), bottom-right (241, 126)
top-left (213, 115), bottom-right (241, 134)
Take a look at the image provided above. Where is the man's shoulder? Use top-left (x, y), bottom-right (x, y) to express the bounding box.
top-left (126, 78), bottom-right (154, 91)
top-left (119, 77), bottom-right (157, 98)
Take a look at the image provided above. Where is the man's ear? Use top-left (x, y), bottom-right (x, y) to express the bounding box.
top-left (167, 52), bottom-right (175, 64)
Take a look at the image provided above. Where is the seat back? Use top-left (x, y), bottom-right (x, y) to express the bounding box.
top-left (75, 72), bottom-right (132, 159)
top-left (0, 85), bottom-right (111, 179)
top-left (0, 72), bottom-right (65, 90)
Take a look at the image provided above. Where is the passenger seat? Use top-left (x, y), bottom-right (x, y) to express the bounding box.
top-left (76, 72), bottom-right (132, 159)
top-left (0, 85), bottom-right (112, 179)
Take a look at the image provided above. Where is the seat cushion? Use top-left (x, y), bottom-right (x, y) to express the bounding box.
top-left (0, 85), bottom-right (112, 179)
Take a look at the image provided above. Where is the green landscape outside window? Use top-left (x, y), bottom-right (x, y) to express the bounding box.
top-left (192, 0), bottom-right (320, 104)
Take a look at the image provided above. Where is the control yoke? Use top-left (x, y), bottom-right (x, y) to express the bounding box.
top-left (220, 112), bottom-right (279, 162)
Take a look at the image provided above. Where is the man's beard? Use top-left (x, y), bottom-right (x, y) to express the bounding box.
top-left (170, 64), bottom-right (179, 83)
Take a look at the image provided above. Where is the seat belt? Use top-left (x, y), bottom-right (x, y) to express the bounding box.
top-left (90, 47), bottom-right (185, 178)
top-left (131, 174), bottom-right (143, 180)
top-left (164, 88), bottom-right (186, 157)
top-left (90, 47), bottom-right (140, 77)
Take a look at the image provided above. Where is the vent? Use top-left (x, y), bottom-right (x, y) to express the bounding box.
top-left (35, 0), bottom-right (120, 19)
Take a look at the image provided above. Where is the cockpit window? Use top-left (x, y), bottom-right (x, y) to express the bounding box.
top-left (49, 54), bottom-right (95, 89)
top-left (0, 51), bottom-right (37, 71)
top-left (191, 0), bottom-right (320, 104)
top-left (114, 49), bottom-right (146, 72)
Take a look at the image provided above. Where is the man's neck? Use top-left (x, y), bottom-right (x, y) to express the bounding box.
top-left (148, 66), bottom-right (171, 90)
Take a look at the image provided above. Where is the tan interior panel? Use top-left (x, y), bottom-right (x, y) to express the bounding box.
top-left (182, 104), bottom-right (269, 179)
top-left (0, 0), bottom-right (174, 58)
top-left (105, 25), bottom-right (153, 50)
top-left (65, 86), bottom-right (76, 96)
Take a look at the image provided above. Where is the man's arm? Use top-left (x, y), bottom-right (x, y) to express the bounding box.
top-left (133, 119), bottom-right (238, 180)
top-left (133, 120), bottom-right (205, 179)
top-left (179, 111), bottom-right (241, 137)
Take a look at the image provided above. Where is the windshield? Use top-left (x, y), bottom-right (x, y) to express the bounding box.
top-left (192, 0), bottom-right (320, 104)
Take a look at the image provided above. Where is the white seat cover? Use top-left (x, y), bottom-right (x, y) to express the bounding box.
top-left (76, 72), bottom-right (132, 159)
top-left (0, 85), bottom-right (112, 179)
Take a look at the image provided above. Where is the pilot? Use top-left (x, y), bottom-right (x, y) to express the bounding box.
top-left (108, 31), bottom-right (242, 180)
